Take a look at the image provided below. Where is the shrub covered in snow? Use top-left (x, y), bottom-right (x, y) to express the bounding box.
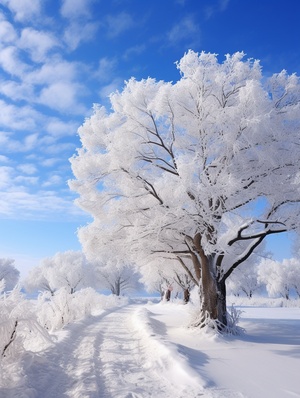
top-left (36, 286), bottom-right (129, 331)
top-left (0, 258), bottom-right (20, 292)
top-left (0, 283), bottom-right (52, 389)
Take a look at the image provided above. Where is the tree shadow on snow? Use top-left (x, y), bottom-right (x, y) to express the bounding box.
top-left (237, 318), bottom-right (300, 356)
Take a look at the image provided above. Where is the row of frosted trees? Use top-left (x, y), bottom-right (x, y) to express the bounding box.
top-left (2, 251), bottom-right (300, 310)
top-left (2, 249), bottom-right (300, 364)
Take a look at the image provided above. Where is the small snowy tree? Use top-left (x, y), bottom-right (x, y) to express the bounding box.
top-left (24, 251), bottom-right (95, 295)
top-left (70, 51), bottom-right (300, 331)
top-left (226, 256), bottom-right (262, 298)
top-left (0, 282), bottom-right (51, 388)
top-left (258, 257), bottom-right (300, 299)
top-left (0, 258), bottom-right (20, 291)
top-left (24, 264), bottom-right (56, 295)
top-left (140, 257), bottom-right (195, 303)
top-left (258, 259), bottom-right (291, 299)
top-left (287, 258), bottom-right (300, 297)
top-left (95, 261), bottom-right (142, 296)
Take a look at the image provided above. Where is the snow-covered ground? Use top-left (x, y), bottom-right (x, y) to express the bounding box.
top-left (1, 297), bottom-right (300, 398)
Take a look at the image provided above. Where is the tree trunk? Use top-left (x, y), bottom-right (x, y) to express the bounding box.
top-left (164, 289), bottom-right (171, 302)
top-left (216, 278), bottom-right (227, 327)
top-left (188, 234), bottom-right (228, 329)
top-left (198, 254), bottom-right (218, 324)
top-left (183, 288), bottom-right (190, 304)
top-left (197, 268), bottom-right (227, 330)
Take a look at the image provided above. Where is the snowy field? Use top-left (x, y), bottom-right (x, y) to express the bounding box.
top-left (1, 297), bottom-right (300, 398)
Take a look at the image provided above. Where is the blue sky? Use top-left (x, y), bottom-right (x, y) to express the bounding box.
top-left (0, 0), bottom-right (299, 277)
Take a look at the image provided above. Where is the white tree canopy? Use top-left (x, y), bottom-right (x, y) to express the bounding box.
top-left (0, 258), bottom-right (20, 291)
top-left (24, 251), bottom-right (95, 294)
top-left (70, 50), bottom-right (300, 328)
top-left (95, 261), bottom-right (142, 296)
top-left (258, 257), bottom-right (300, 299)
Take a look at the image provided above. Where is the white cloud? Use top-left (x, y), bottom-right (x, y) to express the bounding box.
top-left (44, 142), bottom-right (75, 155)
top-left (46, 119), bottom-right (79, 137)
top-left (60, 0), bottom-right (95, 20)
top-left (63, 21), bottom-right (99, 51)
top-left (0, 18), bottom-right (18, 43)
top-left (96, 56), bottom-right (118, 82)
top-left (105, 12), bottom-right (134, 38)
top-left (0, 0), bottom-right (41, 22)
top-left (40, 158), bottom-right (60, 167)
top-left (123, 44), bottom-right (146, 60)
top-left (38, 82), bottom-right (86, 114)
top-left (0, 130), bottom-right (39, 152)
top-left (24, 133), bottom-right (39, 150)
top-left (0, 101), bottom-right (38, 131)
top-left (167, 16), bottom-right (200, 47)
top-left (26, 58), bottom-right (79, 86)
top-left (0, 80), bottom-right (34, 102)
top-left (17, 163), bottom-right (37, 175)
top-left (15, 175), bottom-right (39, 185)
top-left (19, 28), bottom-right (60, 62)
top-left (205, 0), bottom-right (230, 19)
top-left (60, 0), bottom-right (98, 50)
top-left (0, 46), bottom-right (30, 77)
top-left (99, 78), bottom-right (123, 101)
top-left (0, 155), bottom-right (9, 163)
top-left (42, 175), bottom-right (63, 187)
top-left (0, 166), bottom-right (14, 189)
top-left (0, 189), bottom-right (85, 220)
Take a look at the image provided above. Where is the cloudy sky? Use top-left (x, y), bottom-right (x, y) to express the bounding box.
top-left (0, 0), bottom-right (299, 276)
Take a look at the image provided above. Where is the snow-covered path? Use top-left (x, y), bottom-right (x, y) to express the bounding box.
top-left (3, 299), bottom-right (300, 398)
top-left (23, 303), bottom-right (204, 398)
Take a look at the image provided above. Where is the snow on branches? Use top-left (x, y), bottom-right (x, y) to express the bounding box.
top-left (70, 50), bottom-right (300, 330)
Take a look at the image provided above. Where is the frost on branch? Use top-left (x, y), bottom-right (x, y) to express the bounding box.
top-left (70, 50), bottom-right (300, 332)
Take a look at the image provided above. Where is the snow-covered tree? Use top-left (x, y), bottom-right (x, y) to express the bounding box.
top-left (70, 51), bottom-right (300, 331)
top-left (258, 259), bottom-right (289, 299)
top-left (140, 257), bottom-right (195, 303)
top-left (24, 265), bottom-right (56, 295)
top-left (24, 251), bottom-right (95, 295)
top-left (226, 262), bottom-right (262, 298)
top-left (258, 258), bottom-right (300, 299)
top-left (226, 249), bottom-right (264, 298)
top-left (0, 258), bottom-right (20, 291)
top-left (0, 282), bottom-right (51, 389)
top-left (287, 258), bottom-right (300, 297)
top-left (95, 261), bottom-right (142, 296)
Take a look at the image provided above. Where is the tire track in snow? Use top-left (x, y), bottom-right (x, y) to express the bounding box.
top-left (96, 304), bottom-right (207, 398)
top-left (97, 305), bottom-right (182, 398)
top-left (25, 303), bottom-right (204, 398)
top-left (25, 307), bottom-right (121, 398)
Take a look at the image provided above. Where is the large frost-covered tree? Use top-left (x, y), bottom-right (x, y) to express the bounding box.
top-left (70, 51), bottom-right (300, 330)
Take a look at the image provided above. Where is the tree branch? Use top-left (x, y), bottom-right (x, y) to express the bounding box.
top-left (176, 256), bottom-right (199, 287)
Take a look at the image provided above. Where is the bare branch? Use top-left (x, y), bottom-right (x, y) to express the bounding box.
top-left (176, 256), bottom-right (199, 286)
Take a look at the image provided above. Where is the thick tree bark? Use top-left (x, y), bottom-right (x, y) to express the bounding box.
top-left (183, 288), bottom-right (190, 304)
top-left (186, 234), bottom-right (228, 329)
top-left (216, 278), bottom-right (227, 327)
top-left (164, 289), bottom-right (171, 301)
top-left (197, 259), bottom-right (227, 329)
